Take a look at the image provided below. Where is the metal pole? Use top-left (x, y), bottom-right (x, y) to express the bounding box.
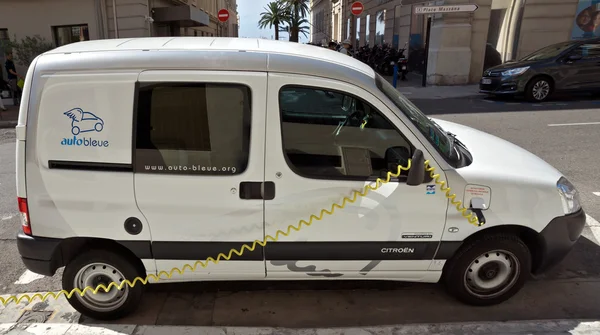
top-left (422, 16), bottom-right (431, 87)
top-left (112, 0), bottom-right (119, 38)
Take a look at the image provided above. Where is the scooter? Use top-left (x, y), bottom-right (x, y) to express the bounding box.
top-left (397, 43), bottom-right (409, 81)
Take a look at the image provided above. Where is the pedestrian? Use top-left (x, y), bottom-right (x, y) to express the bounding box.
top-left (339, 39), bottom-right (352, 56)
top-left (5, 53), bottom-right (22, 107)
top-left (0, 68), bottom-right (7, 111)
top-left (0, 90), bottom-right (6, 112)
top-left (328, 41), bottom-right (337, 51)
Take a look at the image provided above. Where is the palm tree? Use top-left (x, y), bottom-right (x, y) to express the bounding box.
top-left (279, 0), bottom-right (310, 42)
top-left (280, 14), bottom-right (310, 41)
top-left (258, 1), bottom-right (289, 41)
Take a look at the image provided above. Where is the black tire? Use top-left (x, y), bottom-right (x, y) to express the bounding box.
top-left (525, 77), bottom-right (553, 102)
top-left (62, 249), bottom-right (145, 320)
top-left (442, 234), bottom-right (531, 306)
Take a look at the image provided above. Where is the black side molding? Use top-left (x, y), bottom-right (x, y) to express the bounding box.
top-left (48, 160), bottom-right (133, 172)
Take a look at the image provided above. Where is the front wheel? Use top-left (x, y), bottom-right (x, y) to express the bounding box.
top-left (442, 234), bottom-right (531, 306)
top-left (62, 249), bottom-right (145, 320)
top-left (526, 77), bottom-right (552, 102)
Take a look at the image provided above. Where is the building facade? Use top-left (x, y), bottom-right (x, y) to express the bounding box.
top-left (0, 0), bottom-right (238, 76)
top-left (311, 0), bottom-right (333, 45)
top-left (313, 0), bottom-right (594, 85)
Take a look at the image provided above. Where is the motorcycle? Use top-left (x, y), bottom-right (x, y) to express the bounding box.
top-left (397, 43), bottom-right (409, 81)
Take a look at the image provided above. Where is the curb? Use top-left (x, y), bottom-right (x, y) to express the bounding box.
top-left (2, 320), bottom-right (600, 335)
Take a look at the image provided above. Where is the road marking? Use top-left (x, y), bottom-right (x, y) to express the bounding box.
top-left (1, 215), bottom-right (15, 221)
top-left (548, 122), bottom-right (600, 127)
top-left (593, 192), bottom-right (600, 197)
top-left (587, 215), bottom-right (600, 246)
top-left (14, 270), bottom-right (45, 285)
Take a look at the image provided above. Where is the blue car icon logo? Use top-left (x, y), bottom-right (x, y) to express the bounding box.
top-left (64, 108), bottom-right (104, 136)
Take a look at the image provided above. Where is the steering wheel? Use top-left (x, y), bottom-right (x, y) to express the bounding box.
top-left (333, 109), bottom-right (365, 137)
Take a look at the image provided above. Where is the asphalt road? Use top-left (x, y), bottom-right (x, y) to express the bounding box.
top-left (0, 96), bottom-right (599, 327)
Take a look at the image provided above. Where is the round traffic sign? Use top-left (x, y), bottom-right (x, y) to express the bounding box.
top-left (351, 1), bottom-right (364, 16)
top-left (218, 8), bottom-right (229, 22)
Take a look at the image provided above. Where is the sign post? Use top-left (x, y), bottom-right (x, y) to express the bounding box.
top-left (350, 2), bottom-right (363, 53)
top-left (218, 8), bottom-right (230, 23)
top-left (414, 4), bottom-right (478, 87)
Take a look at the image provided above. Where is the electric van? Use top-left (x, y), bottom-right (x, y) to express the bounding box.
top-left (15, 37), bottom-right (586, 320)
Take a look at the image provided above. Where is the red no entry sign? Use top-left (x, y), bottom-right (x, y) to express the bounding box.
top-left (351, 1), bottom-right (364, 16)
top-left (218, 8), bottom-right (229, 22)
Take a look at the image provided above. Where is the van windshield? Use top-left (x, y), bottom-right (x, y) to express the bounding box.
top-left (374, 74), bottom-right (456, 162)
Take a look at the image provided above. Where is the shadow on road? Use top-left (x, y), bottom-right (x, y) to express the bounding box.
top-left (76, 236), bottom-right (600, 328)
top-left (414, 93), bottom-right (600, 115)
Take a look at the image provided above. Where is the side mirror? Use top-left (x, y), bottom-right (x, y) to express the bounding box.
top-left (407, 149), bottom-right (425, 186)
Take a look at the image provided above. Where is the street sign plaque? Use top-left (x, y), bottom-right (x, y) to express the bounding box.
top-left (414, 4), bottom-right (478, 14)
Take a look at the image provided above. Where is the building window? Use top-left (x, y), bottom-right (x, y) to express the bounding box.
top-left (135, 82), bottom-right (252, 175)
top-left (53, 24), bottom-right (89, 46)
top-left (279, 85), bottom-right (413, 181)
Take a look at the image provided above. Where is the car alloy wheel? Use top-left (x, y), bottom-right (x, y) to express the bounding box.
top-left (532, 80), bottom-right (550, 101)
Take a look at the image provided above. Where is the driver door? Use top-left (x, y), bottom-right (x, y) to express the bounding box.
top-left (263, 73), bottom-right (450, 280)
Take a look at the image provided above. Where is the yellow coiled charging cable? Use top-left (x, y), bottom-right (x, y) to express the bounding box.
top-left (0, 159), bottom-right (481, 306)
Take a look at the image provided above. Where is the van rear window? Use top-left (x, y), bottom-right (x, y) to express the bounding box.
top-left (134, 83), bottom-right (251, 175)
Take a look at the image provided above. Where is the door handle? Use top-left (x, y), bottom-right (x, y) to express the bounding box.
top-left (239, 181), bottom-right (275, 200)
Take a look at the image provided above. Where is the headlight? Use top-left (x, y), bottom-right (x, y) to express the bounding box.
top-left (557, 177), bottom-right (581, 214)
top-left (501, 66), bottom-right (529, 76)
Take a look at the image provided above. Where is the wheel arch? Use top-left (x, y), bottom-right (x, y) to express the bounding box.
top-left (50, 237), bottom-right (147, 276)
top-left (443, 224), bottom-right (545, 275)
top-left (526, 74), bottom-right (555, 92)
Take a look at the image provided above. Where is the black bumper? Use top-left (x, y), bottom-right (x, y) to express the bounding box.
top-left (533, 208), bottom-right (586, 275)
top-left (479, 76), bottom-right (523, 95)
top-left (16, 232), bottom-right (62, 276)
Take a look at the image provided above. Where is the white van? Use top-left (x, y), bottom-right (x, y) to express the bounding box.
top-left (15, 37), bottom-right (586, 320)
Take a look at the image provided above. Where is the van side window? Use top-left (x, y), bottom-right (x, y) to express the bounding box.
top-left (135, 83), bottom-right (251, 175)
top-left (279, 85), bottom-right (413, 181)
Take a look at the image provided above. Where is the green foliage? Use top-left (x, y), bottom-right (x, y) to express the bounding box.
top-left (258, 0), bottom-right (310, 43)
top-left (258, 1), bottom-right (290, 41)
top-left (0, 34), bottom-right (54, 67)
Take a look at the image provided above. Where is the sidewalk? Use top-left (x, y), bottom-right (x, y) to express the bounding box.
top-left (383, 74), bottom-right (481, 100)
top-left (0, 105), bottom-right (18, 129)
top-left (1, 320), bottom-right (600, 334)
top-left (3, 276), bottom-right (600, 334)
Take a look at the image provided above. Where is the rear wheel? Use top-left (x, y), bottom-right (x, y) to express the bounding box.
top-left (62, 249), bottom-right (144, 320)
top-left (442, 234), bottom-right (531, 306)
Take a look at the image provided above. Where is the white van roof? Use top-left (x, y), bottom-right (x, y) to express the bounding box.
top-left (36, 37), bottom-right (376, 88)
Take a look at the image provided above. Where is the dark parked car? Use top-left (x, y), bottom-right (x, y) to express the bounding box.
top-left (479, 37), bottom-right (600, 102)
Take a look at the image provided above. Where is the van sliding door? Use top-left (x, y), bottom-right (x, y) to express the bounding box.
top-left (132, 70), bottom-right (268, 282)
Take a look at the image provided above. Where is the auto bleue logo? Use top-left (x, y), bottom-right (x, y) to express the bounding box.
top-left (61, 108), bottom-right (109, 147)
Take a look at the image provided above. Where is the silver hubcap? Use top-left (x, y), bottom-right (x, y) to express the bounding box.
top-left (73, 262), bottom-right (129, 312)
top-left (532, 80), bottom-right (550, 100)
top-left (464, 250), bottom-right (520, 299)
